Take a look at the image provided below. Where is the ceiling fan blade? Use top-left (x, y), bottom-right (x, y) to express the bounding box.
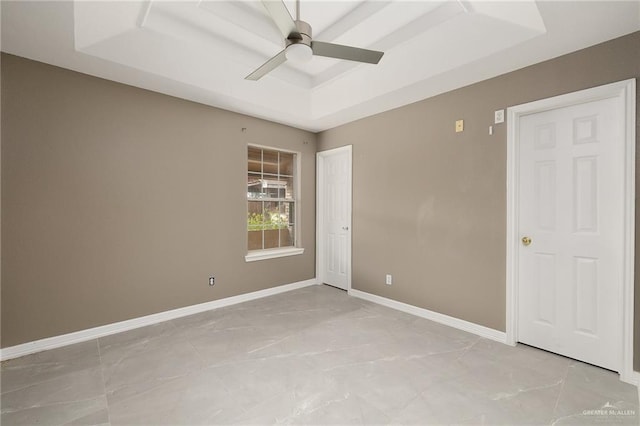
top-left (261, 0), bottom-right (297, 39)
top-left (245, 49), bottom-right (288, 81)
top-left (311, 41), bottom-right (384, 64)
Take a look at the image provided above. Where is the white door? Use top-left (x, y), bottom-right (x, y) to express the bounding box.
top-left (517, 96), bottom-right (625, 371)
top-left (317, 146), bottom-right (352, 290)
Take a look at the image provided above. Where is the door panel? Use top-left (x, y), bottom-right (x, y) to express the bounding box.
top-left (574, 256), bottom-right (598, 335)
top-left (533, 253), bottom-right (556, 326)
top-left (534, 161), bottom-right (556, 231)
top-left (518, 96), bottom-right (624, 371)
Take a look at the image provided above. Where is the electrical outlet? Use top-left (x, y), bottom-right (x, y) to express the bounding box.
top-left (209, 277), bottom-right (215, 286)
top-left (494, 109), bottom-right (505, 124)
top-left (385, 274), bottom-right (393, 285)
top-left (455, 119), bottom-right (464, 133)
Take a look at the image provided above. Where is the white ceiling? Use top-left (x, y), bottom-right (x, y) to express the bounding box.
top-left (2, 1), bottom-right (639, 132)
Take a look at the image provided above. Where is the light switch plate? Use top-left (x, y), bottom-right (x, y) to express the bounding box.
top-left (455, 119), bottom-right (464, 133)
top-left (495, 109), bottom-right (505, 124)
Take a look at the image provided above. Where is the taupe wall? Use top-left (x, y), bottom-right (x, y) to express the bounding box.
top-left (0, 52), bottom-right (3, 344)
top-left (1, 54), bottom-right (317, 347)
top-left (318, 32), bottom-right (640, 369)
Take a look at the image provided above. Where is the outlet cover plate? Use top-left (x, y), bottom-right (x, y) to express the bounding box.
top-left (494, 109), bottom-right (505, 124)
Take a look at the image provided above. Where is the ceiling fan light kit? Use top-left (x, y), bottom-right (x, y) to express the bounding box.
top-left (246, 0), bottom-right (384, 81)
top-left (286, 43), bottom-right (313, 62)
top-left (285, 20), bottom-right (313, 62)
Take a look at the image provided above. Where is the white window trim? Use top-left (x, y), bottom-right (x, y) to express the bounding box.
top-left (245, 247), bottom-right (305, 262)
top-left (246, 144), bottom-right (303, 262)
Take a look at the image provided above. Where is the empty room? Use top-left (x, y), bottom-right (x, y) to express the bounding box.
top-left (1, 0), bottom-right (639, 424)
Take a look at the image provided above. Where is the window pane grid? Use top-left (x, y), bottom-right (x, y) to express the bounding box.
top-left (247, 147), bottom-right (296, 251)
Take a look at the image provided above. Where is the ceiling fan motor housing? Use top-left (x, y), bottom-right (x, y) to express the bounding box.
top-left (286, 20), bottom-right (312, 48)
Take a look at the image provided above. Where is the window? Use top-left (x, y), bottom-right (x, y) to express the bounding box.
top-left (246, 146), bottom-right (303, 261)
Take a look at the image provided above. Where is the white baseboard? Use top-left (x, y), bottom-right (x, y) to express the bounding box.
top-left (0, 278), bottom-right (318, 361)
top-left (349, 288), bottom-right (507, 344)
top-left (623, 370), bottom-right (640, 387)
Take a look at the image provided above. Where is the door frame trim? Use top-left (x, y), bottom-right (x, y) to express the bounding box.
top-left (316, 145), bottom-right (353, 291)
top-left (505, 79), bottom-right (636, 384)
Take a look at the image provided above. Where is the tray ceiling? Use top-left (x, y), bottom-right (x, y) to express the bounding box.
top-left (2, 1), bottom-right (639, 131)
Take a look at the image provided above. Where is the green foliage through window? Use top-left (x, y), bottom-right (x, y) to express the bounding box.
top-left (247, 212), bottom-right (289, 231)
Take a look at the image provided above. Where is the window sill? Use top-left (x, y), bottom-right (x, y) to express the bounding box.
top-left (245, 247), bottom-right (305, 262)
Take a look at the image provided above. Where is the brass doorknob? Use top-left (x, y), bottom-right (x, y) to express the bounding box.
top-left (522, 236), bottom-right (532, 246)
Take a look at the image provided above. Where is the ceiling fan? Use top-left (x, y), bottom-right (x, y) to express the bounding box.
top-left (246, 0), bottom-right (385, 80)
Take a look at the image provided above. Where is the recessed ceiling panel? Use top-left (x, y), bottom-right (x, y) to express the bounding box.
top-left (2, 0), bottom-right (638, 131)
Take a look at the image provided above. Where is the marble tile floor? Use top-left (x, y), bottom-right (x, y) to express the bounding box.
top-left (1, 284), bottom-right (638, 425)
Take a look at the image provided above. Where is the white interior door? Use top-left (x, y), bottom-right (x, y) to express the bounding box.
top-left (317, 146), bottom-right (352, 291)
top-left (517, 96), bottom-right (625, 371)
